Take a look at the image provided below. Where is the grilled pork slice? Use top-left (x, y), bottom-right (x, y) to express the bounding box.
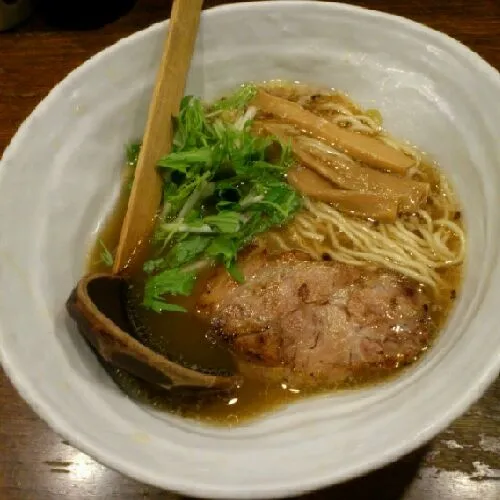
top-left (197, 248), bottom-right (431, 386)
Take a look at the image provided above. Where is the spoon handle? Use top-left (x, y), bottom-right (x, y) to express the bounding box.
top-left (113, 0), bottom-right (204, 274)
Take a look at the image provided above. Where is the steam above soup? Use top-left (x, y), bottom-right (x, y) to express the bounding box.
top-left (90, 81), bottom-right (464, 424)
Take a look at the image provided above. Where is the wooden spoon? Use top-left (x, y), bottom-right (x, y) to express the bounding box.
top-left (66, 274), bottom-right (239, 392)
top-left (67, 0), bottom-right (242, 392)
top-left (114, 0), bottom-right (204, 274)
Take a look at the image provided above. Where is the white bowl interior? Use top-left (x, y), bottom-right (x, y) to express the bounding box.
top-left (1, 2), bottom-right (500, 498)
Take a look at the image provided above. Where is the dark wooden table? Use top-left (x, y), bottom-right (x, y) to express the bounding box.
top-left (1, 1), bottom-right (499, 499)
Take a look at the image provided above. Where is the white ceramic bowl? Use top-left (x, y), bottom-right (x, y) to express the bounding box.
top-left (1, 2), bottom-right (500, 498)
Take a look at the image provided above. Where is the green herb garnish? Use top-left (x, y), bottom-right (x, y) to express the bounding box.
top-left (135, 84), bottom-right (301, 312)
top-left (98, 239), bottom-right (114, 268)
top-left (126, 142), bottom-right (141, 167)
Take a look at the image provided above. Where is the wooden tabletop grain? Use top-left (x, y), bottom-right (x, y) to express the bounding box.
top-left (0, 1), bottom-right (499, 499)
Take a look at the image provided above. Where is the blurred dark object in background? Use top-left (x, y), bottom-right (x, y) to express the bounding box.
top-left (33, 0), bottom-right (139, 30)
top-left (0, 0), bottom-right (32, 31)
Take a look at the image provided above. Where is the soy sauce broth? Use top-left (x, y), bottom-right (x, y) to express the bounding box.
top-left (87, 179), bottom-right (461, 427)
top-left (85, 87), bottom-right (464, 425)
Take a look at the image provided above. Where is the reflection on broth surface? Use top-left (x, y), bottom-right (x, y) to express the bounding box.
top-left (87, 81), bottom-right (464, 425)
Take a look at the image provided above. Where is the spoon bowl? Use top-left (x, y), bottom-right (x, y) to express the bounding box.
top-left (66, 273), bottom-right (241, 391)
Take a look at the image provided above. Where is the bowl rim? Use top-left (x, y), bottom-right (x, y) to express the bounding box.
top-left (1, 2), bottom-right (500, 498)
